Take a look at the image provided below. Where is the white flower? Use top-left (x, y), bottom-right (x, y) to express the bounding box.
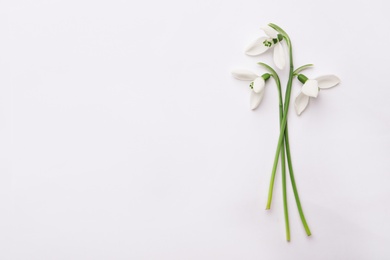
top-left (231, 69), bottom-right (268, 110)
top-left (245, 25), bottom-right (286, 70)
top-left (295, 75), bottom-right (340, 115)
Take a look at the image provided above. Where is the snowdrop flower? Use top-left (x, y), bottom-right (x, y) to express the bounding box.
top-left (245, 25), bottom-right (286, 70)
top-left (231, 69), bottom-right (270, 110)
top-left (295, 74), bottom-right (340, 115)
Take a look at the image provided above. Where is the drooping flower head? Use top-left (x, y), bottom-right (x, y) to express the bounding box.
top-left (245, 25), bottom-right (286, 70)
top-left (295, 74), bottom-right (340, 115)
top-left (231, 69), bottom-right (271, 110)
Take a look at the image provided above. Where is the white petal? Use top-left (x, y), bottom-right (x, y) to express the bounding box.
top-left (252, 77), bottom-right (265, 93)
top-left (301, 79), bottom-right (319, 98)
top-left (273, 42), bottom-right (285, 70)
top-left (295, 92), bottom-right (310, 116)
top-left (250, 90), bottom-right (264, 110)
top-left (316, 75), bottom-right (340, 89)
top-left (261, 25), bottom-right (278, 38)
top-left (245, 37), bottom-right (270, 56)
top-left (231, 69), bottom-right (258, 81)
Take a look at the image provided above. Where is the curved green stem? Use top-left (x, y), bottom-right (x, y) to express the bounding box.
top-left (258, 62), bottom-right (290, 241)
top-left (274, 74), bottom-right (290, 242)
top-left (284, 130), bottom-right (311, 236)
top-left (266, 27), bottom-right (294, 210)
top-left (281, 140), bottom-right (290, 241)
top-left (269, 23), bottom-right (288, 37)
top-left (261, 24), bottom-right (311, 239)
top-left (266, 24), bottom-right (312, 237)
top-left (293, 64), bottom-right (314, 76)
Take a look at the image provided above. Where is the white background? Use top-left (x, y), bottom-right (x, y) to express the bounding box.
top-left (1, 0), bottom-right (390, 259)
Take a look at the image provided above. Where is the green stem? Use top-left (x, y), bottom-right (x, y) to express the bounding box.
top-left (281, 142), bottom-right (290, 241)
top-left (275, 76), bottom-right (290, 242)
top-left (284, 129), bottom-right (311, 236)
top-left (263, 23), bottom-right (311, 238)
top-left (266, 35), bottom-right (294, 210)
top-left (293, 64), bottom-right (314, 76)
top-left (258, 62), bottom-right (290, 241)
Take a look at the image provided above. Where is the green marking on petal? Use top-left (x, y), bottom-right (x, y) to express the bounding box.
top-left (263, 40), bottom-right (272, 47)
